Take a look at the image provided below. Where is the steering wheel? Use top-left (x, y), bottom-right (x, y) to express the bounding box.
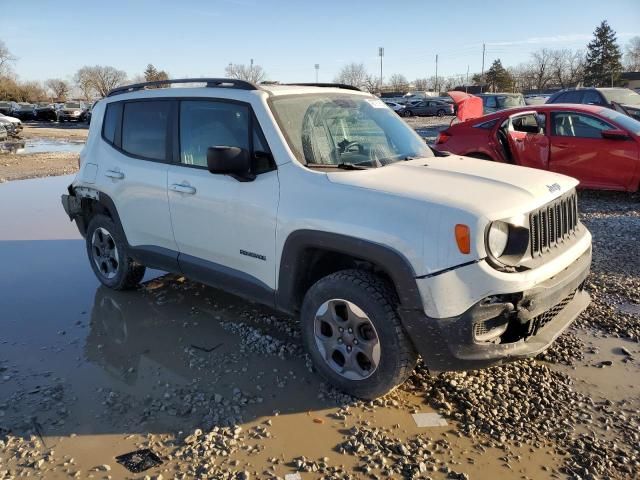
top-left (339, 140), bottom-right (364, 154)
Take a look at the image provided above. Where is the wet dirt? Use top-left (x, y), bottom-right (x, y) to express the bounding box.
top-left (1, 178), bottom-right (638, 479)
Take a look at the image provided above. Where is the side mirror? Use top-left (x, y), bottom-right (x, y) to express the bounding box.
top-left (206, 146), bottom-right (254, 181)
top-left (601, 129), bottom-right (629, 140)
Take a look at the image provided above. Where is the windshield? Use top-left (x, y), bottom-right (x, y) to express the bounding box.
top-left (602, 89), bottom-right (640, 106)
top-left (65, 102), bottom-right (81, 109)
top-left (0, 102), bottom-right (11, 108)
top-left (269, 93), bottom-right (432, 168)
top-left (497, 95), bottom-right (525, 108)
top-left (599, 108), bottom-right (640, 135)
top-left (19, 104), bottom-right (33, 109)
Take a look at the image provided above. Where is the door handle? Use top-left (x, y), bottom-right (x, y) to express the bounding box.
top-left (555, 143), bottom-right (570, 148)
top-left (105, 170), bottom-right (125, 180)
top-left (170, 183), bottom-right (197, 195)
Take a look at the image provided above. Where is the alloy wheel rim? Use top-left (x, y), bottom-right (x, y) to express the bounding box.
top-left (313, 299), bottom-right (381, 381)
top-left (91, 227), bottom-right (119, 279)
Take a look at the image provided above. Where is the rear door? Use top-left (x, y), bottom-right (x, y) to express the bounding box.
top-left (505, 111), bottom-right (550, 169)
top-left (548, 111), bottom-right (639, 189)
top-left (97, 100), bottom-right (178, 253)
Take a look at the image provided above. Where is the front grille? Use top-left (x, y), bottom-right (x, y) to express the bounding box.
top-left (529, 191), bottom-right (579, 258)
top-left (527, 289), bottom-right (576, 337)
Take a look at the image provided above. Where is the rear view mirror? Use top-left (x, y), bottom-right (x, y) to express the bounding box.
top-left (207, 146), bottom-right (254, 181)
top-left (601, 129), bottom-right (629, 140)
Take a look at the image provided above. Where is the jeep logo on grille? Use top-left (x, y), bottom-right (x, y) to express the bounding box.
top-left (546, 183), bottom-right (561, 193)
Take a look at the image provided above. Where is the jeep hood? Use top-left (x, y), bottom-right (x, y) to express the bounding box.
top-left (326, 156), bottom-right (578, 219)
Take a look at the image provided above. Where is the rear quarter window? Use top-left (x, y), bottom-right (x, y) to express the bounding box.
top-left (102, 102), bottom-right (122, 146)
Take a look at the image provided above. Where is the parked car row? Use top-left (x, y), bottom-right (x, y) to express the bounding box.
top-left (0, 112), bottom-right (23, 137)
top-left (0, 100), bottom-right (97, 123)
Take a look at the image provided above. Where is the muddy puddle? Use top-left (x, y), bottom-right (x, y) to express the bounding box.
top-left (0, 175), bottom-right (638, 479)
top-left (0, 138), bottom-right (84, 155)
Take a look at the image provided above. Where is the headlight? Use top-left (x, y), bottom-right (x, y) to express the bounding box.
top-left (487, 221), bottom-right (509, 258)
top-left (73, 110), bottom-right (80, 115)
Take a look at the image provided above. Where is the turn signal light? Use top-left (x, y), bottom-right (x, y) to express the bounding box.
top-left (436, 132), bottom-right (451, 144)
top-left (455, 224), bottom-right (471, 254)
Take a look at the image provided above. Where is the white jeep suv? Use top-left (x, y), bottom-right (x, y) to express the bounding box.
top-left (62, 79), bottom-right (592, 399)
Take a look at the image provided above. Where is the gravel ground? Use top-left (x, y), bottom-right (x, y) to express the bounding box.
top-left (0, 151), bottom-right (79, 182)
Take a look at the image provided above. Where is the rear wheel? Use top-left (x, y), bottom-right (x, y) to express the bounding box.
top-left (85, 214), bottom-right (145, 290)
top-left (437, 109), bottom-right (446, 117)
top-left (301, 269), bottom-right (417, 399)
top-left (404, 110), bottom-right (413, 117)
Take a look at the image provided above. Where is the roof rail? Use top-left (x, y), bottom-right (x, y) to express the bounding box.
top-left (283, 83), bottom-right (362, 92)
top-left (107, 78), bottom-right (258, 97)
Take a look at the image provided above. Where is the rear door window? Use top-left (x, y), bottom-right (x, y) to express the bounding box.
top-left (121, 101), bottom-right (170, 161)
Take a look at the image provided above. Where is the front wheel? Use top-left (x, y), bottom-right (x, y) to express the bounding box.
top-left (300, 269), bottom-right (418, 399)
top-left (436, 109), bottom-right (446, 117)
top-left (85, 214), bottom-right (145, 290)
top-left (403, 110), bottom-right (413, 117)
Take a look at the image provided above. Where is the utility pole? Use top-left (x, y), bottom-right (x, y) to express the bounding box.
top-left (481, 43), bottom-right (486, 92)
top-left (466, 65), bottom-right (469, 93)
top-left (315, 64), bottom-right (319, 83)
top-left (435, 54), bottom-right (439, 93)
top-left (379, 47), bottom-right (384, 91)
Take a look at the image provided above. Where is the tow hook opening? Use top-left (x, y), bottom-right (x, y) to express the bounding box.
top-left (472, 286), bottom-right (583, 345)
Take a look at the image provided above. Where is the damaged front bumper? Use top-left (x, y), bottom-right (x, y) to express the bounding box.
top-left (400, 247), bottom-right (591, 372)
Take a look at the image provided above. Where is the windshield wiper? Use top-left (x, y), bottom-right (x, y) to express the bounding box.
top-left (305, 162), bottom-right (369, 170)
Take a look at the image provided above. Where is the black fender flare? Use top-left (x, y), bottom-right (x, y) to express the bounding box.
top-left (276, 230), bottom-right (424, 314)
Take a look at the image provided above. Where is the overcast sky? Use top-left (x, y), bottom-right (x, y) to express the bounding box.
top-left (3, 0), bottom-right (640, 84)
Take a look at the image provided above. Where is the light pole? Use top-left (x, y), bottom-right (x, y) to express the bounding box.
top-left (435, 54), bottom-right (438, 94)
top-left (315, 64), bottom-right (319, 83)
top-left (378, 47), bottom-right (384, 92)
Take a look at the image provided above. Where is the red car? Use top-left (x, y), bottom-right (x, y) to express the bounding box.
top-left (434, 104), bottom-right (640, 192)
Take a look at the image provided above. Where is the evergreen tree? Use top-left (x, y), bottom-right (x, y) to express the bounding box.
top-left (144, 64), bottom-right (159, 82)
top-left (485, 59), bottom-right (513, 92)
top-left (584, 20), bottom-right (622, 87)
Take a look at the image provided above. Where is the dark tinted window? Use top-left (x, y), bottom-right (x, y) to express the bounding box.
top-left (102, 102), bottom-right (122, 146)
top-left (582, 90), bottom-right (604, 105)
top-left (561, 91), bottom-right (583, 103)
top-left (485, 96), bottom-right (498, 108)
top-left (473, 118), bottom-right (499, 129)
top-left (122, 101), bottom-right (170, 161)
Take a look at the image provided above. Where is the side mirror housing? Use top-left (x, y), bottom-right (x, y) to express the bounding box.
top-left (601, 129), bottom-right (629, 140)
top-left (206, 146), bottom-right (254, 181)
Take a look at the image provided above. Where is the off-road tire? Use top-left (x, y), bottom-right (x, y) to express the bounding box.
top-left (85, 214), bottom-right (145, 290)
top-left (300, 269), bottom-right (418, 399)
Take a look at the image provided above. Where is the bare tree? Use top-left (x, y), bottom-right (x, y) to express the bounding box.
top-left (74, 65), bottom-right (127, 98)
top-left (74, 67), bottom-right (95, 100)
top-left (92, 66), bottom-right (127, 97)
top-left (0, 40), bottom-right (17, 75)
top-left (334, 63), bottom-right (369, 88)
top-left (225, 62), bottom-right (266, 83)
top-left (362, 75), bottom-right (380, 94)
top-left (387, 74), bottom-right (409, 92)
top-left (413, 78), bottom-right (429, 91)
top-left (45, 79), bottom-right (70, 100)
top-left (16, 81), bottom-right (47, 102)
top-left (529, 49), bottom-right (554, 91)
top-left (624, 36), bottom-right (640, 71)
top-left (550, 49), bottom-right (585, 88)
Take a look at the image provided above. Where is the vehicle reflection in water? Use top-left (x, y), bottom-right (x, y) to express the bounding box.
top-left (0, 140), bottom-right (26, 154)
top-left (83, 279), bottom-right (327, 430)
